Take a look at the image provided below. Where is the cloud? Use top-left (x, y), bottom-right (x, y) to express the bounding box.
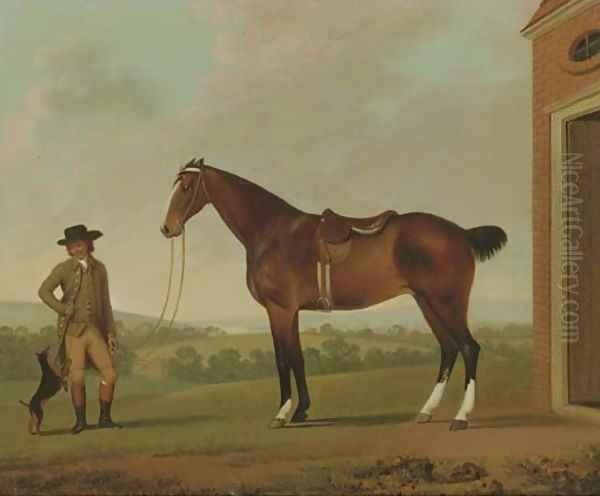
top-left (0, 86), bottom-right (47, 170)
top-left (39, 40), bottom-right (160, 121)
top-left (1, 1), bottom-right (538, 321)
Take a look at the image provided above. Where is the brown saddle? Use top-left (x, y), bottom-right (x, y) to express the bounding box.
top-left (315, 207), bottom-right (398, 312)
top-left (319, 208), bottom-right (398, 244)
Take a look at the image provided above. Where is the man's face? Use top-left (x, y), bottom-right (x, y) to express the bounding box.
top-left (67, 240), bottom-right (89, 259)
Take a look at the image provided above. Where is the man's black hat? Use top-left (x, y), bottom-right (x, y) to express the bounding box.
top-left (57, 224), bottom-right (103, 246)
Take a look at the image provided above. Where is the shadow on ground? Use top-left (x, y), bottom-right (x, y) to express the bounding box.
top-left (285, 412), bottom-right (415, 428)
top-left (38, 414), bottom-right (220, 436)
top-left (284, 412), bottom-right (566, 431)
top-left (469, 414), bottom-right (566, 430)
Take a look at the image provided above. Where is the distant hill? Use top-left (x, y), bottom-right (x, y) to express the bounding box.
top-left (0, 301), bottom-right (177, 332)
top-left (190, 298), bottom-right (533, 334)
top-left (0, 297), bottom-right (532, 335)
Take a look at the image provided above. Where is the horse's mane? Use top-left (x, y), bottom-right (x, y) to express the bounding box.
top-left (207, 165), bottom-right (302, 214)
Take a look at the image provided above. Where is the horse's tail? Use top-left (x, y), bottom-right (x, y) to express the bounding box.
top-left (465, 226), bottom-right (507, 262)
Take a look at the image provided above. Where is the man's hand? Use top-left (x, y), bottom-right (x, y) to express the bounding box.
top-left (107, 334), bottom-right (119, 355)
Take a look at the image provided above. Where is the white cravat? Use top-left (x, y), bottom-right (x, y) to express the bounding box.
top-left (78, 257), bottom-right (88, 271)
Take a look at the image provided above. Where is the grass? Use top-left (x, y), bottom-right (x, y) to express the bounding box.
top-left (0, 351), bottom-right (530, 467)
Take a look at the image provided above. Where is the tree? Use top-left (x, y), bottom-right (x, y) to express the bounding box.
top-left (364, 347), bottom-right (386, 369)
top-left (14, 326), bottom-right (29, 340)
top-left (162, 345), bottom-right (205, 383)
top-left (321, 337), bottom-right (361, 373)
top-left (207, 349), bottom-right (243, 382)
top-left (39, 325), bottom-right (56, 339)
top-left (0, 326), bottom-right (13, 337)
top-left (355, 327), bottom-right (374, 338)
top-left (303, 347), bottom-right (323, 375)
top-left (249, 349), bottom-right (275, 378)
top-left (319, 323), bottom-right (338, 336)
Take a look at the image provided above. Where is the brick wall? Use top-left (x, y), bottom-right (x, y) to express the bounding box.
top-left (531, 4), bottom-right (600, 409)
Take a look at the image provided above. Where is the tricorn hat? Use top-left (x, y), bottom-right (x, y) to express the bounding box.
top-left (57, 224), bottom-right (103, 246)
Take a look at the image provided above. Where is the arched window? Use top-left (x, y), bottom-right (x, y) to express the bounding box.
top-left (571, 31), bottom-right (600, 62)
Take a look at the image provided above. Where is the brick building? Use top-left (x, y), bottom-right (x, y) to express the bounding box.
top-left (522, 0), bottom-right (600, 417)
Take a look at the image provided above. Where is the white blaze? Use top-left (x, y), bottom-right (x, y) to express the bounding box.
top-left (162, 183), bottom-right (180, 224)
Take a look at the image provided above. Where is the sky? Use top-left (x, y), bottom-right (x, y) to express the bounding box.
top-left (0, 0), bottom-right (541, 326)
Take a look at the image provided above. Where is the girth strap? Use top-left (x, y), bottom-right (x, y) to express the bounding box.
top-left (316, 238), bottom-right (333, 312)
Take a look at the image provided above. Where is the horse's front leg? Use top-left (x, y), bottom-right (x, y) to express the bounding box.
top-left (267, 303), bottom-right (294, 429)
top-left (288, 311), bottom-right (310, 423)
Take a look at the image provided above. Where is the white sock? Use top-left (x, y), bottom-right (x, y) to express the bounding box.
top-left (420, 380), bottom-right (448, 415)
top-left (275, 399), bottom-right (292, 420)
top-left (454, 379), bottom-right (476, 421)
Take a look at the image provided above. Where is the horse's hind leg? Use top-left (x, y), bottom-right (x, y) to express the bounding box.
top-left (424, 293), bottom-right (480, 431)
top-left (414, 293), bottom-right (459, 423)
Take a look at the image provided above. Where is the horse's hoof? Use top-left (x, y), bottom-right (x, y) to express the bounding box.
top-left (415, 412), bottom-right (432, 424)
top-left (290, 411), bottom-right (308, 424)
top-left (449, 419), bottom-right (468, 431)
top-left (269, 418), bottom-right (287, 429)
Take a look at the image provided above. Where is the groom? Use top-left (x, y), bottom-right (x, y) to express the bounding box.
top-left (38, 224), bottom-right (122, 434)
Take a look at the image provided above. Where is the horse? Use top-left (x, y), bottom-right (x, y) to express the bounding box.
top-left (160, 157), bottom-right (507, 430)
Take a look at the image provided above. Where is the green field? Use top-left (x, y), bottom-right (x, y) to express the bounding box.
top-left (5, 347), bottom-right (600, 496)
top-left (11, 326), bottom-right (590, 495)
top-left (2, 353), bottom-right (528, 463)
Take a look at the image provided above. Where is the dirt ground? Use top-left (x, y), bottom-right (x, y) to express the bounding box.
top-left (3, 404), bottom-right (600, 495)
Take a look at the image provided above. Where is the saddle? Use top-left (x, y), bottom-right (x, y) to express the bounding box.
top-left (320, 208), bottom-right (398, 244)
top-left (315, 207), bottom-right (397, 311)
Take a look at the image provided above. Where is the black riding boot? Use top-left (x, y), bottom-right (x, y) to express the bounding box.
top-left (71, 384), bottom-right (87, 434)
top-left (98, 400), bottom-right (122, 429)
top-left (71, 405), bottom-right (87, 434)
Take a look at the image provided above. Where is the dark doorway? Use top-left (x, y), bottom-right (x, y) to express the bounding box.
top-left (566, 110), bottom-right (600, 406)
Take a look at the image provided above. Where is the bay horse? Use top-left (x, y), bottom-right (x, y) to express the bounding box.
top-left (160, 158), bottom-right (507, 431)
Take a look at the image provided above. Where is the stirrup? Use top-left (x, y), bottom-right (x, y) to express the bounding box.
top-left (317, 296), bottom-right (333, 312)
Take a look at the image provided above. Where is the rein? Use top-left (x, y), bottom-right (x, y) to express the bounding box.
top-left (136, 165), bottom-right (205, 366)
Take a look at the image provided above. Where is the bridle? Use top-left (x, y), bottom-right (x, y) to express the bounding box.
top-left (139, 159), bottom-right (211, 365)
top-left (175, 161), bottom-right (211, 225)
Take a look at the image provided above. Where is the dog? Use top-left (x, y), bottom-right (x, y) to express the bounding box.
top-left (19, 346), bottom-right (63, 435)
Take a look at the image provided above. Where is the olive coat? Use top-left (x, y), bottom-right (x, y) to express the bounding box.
top-left (38, 255), bottom-right (117, 382)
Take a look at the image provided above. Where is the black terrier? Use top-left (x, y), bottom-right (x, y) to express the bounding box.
top-left (19, 346), bottom-right (63, 434)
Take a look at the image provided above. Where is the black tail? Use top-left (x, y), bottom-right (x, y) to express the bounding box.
top-left (465, 225), bottom-right (507, 262)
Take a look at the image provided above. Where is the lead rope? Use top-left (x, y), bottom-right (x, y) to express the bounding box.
top-left (137, 165), bottom-right (202, 367)
top-left (168, 226), bottom-right (186, 330)
top-left (136, 218), bottom-right (187, 367)
top-left (151, 237), bottom-right (175, 333)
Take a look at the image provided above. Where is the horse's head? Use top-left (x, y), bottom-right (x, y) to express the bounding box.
top-left (161, 157), bottom-right (211, 238)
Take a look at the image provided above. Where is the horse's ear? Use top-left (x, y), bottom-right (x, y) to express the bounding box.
top-left (197, 157), bottom-right (205, 167)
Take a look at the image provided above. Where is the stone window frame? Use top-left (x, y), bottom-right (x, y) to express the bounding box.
top-left (562, 30), bottom-right (600, 75)
top-left (570, 30), bottom-right (600, 61)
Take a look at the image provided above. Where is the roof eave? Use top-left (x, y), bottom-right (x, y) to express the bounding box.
top-left (521, 0), bottom-right (598, 40)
